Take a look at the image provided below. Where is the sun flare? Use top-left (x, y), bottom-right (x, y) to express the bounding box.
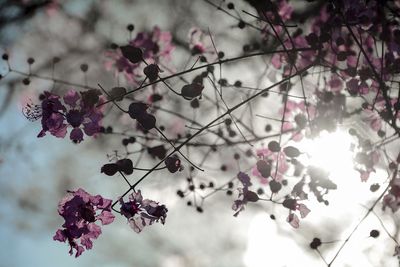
top-left (301, 129), bottom-right (355, 182)
top-left (245, 129), bottom-right (381, 267)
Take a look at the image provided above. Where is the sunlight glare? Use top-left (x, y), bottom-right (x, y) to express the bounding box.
top-left (244, 130), bottom-right (380, 267)
top-left (302, 129), bottom-right (355, 181)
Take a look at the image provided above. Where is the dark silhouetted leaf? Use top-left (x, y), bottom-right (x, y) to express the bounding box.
top-left (181, 83), bottom-right (204, 99)
top-left (283, 198), bottom-right (297, 210)
top-left (148, 145), bottom-right (167, 160)
top-left (138, 114), bottom-right (156, 130)
top-left (144, 64), bottom-right (159, 82)
top-left (101, 163), bottom-right (119, 176)
top-left (268, 141), bottom-right (280, 152)
top-left (128, 102), bottom-right (148, 119)
top-left (269, 180), bottom-right (282, 193)
top-left (283, 146), bottom-right (300, 158)
top-left (294, 114), bottom-right (307, 129)
top-left (116, 158), bottom-right (134, 175)
top-left (244, 190), bottom-right (259, 202)
top-left (256, 160), bottom-right (271, 177)
top-left (120, 45), bottom-right (143, 64)
top-left (109, 87), bottom-right (126, 101)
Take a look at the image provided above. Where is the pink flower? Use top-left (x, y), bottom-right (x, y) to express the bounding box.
top-left (53, 188), bottom-right (115, 257)
top-left (35, 90), bottom-right (105, 143)
top-left (188, 27), bottom-right (216, 60)
top-left (282, 198), bottom-right (310, 228)
top-left (232, 172), bottom-right (259, 216)
top-left (252, 147), bottom-right (289, 181)
top-left (105, 26), bottom-right (175, 84)
top-left (119, 190), bottom-right (168, 233)
top-left (361, 108), bottom-right (382, 132)
top-left (279, 100), bottom-right (316, 141)
top-left (383, 178), bottom-right (400, 213)
top-left (328, 76), bottom-right (343, 92)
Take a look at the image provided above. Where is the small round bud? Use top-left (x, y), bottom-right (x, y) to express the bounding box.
top-left (110, 43), bottom-right (118, 50)
top-left (177, 190), bottom-right (184, 198)
top-left (27, 57), bottom-right (35, 64)
top-left (234, 80), bottom-right (242, 87)
top-left (122, 138), bottom-right (129, 146)
top-left (22, 77), bottom-right (30, 85)
top-left (310, 238), bottom-right (322, 249)
top-left (127, 24), bottom-right (134, 31)
top-left (370, 230), bottom-right (379, 238)
top-left (53, 57), bottom-right (61, 64)
top-left (80, 63), bottom-right (88, 72)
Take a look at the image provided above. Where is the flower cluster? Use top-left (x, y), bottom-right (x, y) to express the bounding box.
top-left (260, 0), bottom-right (294, 39)
top-left (119, 190), bottom-right (168, 233)
top-left (383, 177), bottom-right (400, 213)
top-left (280, 99), bottom-right (316, 141)
top-left (37, 89), bottom-right (104, 143)
top-left (105, 26), bottom-right (175, 84)
top-left (252, 146), bottom-right (289, 182)
top-left (282, 198), bottom-right (310, 229)
top-left (188, 27), bottom-right (216, 60)
top-left (266, 0), bottom-right (400, 137)
top-left (232, 172), bottom-right (259, 217)
top-left (53, 189), bottom-right (115, 257)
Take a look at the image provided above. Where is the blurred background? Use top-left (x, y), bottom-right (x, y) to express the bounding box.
top-left (0, 0), bottom-right (399, 266)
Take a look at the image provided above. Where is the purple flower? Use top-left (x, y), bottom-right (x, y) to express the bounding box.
top-left (119, 190), bottom-right (168, 233)
top-left (37, 91), bottom-right (67, 138)
top-left (36, 90), bottom-right (105, 142)
top-left (105, 26), bottom-right (175, 84)
top-left (383, 178), bottom-right (400, 213)
top-left (53, 188), bottom-right (115, 257)
top-left (232, 172), bottom-right (259, 216)
top-left (282, 198), bottom-right (310, 228)
top-left (70, 128), bottom-right (84, 143)
top-left (63, 90), bottom-right (80, 107)
top-left (188, 27), bottom-right (216, 60)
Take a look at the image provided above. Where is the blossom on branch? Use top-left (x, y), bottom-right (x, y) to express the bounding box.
top-left (53, 188), bottom-right (115, 257)
top-left (105, 26), bottom-right (175, 84)
top-left (119, 190), bottom-right (168, 233)
top-left (36, 89), bottom-right (105, 143)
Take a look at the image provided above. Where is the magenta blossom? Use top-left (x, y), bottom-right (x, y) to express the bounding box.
top-left (37, 89), bottom-right (105, 143)
top-left (252, 147), bottom-right (289, 182)
top-left (188, 27), bottom-right (216, 61)
top-left (279, 99), bottom-right (316, 142)
top-left (383, 178), bottom-right (400, 213)
top-left (53, 188), bottom-right (115, 257)
top-left (232, 172), bottom-right (259, 216)
top-left (282, 198), bottom-right (311, 228)
top-left (119, 190), bottom-right (168, 233)
top-left (105, 26), bottom-right (175, 84)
